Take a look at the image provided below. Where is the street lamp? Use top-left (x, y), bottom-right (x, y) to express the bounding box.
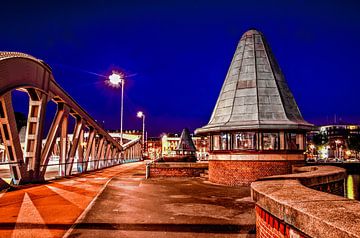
top-left (137, 111), bottom-right (145, 152)
top-left (107, 72), bottom-right (125, 145)
top-left (335, 139), bottom-right (341, 159)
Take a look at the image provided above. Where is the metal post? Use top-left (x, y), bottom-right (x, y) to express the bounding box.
top-left (120, 79), bottom-right (124, 145)
top-left (142, 115), bottom-right (145, 150)
top-left (335, 142), bottom-right (339, 159)
top-left (145, 162), bottom-right (150, 179)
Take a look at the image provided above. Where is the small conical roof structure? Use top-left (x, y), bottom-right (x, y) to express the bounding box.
top-left (176, 128), bottom-right (197, 152)
top-left (196, 29), bottom-right (313, 134)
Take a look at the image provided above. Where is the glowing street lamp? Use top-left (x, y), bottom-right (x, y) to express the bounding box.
top-left (107, 72), bottom-right (125, 145)
top-left (137, 111), bottom-right (146, 152)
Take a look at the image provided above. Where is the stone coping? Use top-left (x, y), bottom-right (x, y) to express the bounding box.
top-left (251, 166), bottom-right (360, 238)
top-left (257, 165), bottom-right (346, 187)
top-left (149, 162), bottom-right (208, 169)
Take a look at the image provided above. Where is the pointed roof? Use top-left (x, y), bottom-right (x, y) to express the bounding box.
top-left (196, 29), bottom-right (313, 134)
top-left (176, 128), bottom-right (197, 152)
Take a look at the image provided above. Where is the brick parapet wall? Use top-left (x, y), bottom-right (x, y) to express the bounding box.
top-left (251, 166), bottom-right (360, 238)
top-left (256, 205), bottom-right (308, 238)
top-left (149, 162), bottom-right (208, 178)
top-left (209, 160), bottom-right (303, 186)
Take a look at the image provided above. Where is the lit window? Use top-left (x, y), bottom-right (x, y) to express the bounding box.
top-left (262, 133), bottom-right (279, 150)
top-left (212, 135), bottom-right (221, 151)
top-left (212, 134), bottom-right (229, 150)
top-left (233, 132), bottom-right (256, 150)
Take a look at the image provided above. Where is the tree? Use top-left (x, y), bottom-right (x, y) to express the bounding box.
top-left (348, 135), bottom-right (360, 158)
top-left (312, 132), bottom-right (328, 146)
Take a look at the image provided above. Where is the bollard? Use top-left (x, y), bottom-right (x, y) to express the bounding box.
top-left (146, 162), bottom-right (150, 179)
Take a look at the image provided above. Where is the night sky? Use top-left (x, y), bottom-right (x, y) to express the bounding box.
top-left (1, 0), bottom-right (360, 136)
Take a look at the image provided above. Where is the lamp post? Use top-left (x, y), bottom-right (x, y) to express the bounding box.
top-left (335, 139), bottom-right (341, 159)
top-left (137, 111), bottom-right (145, 152)
top-left (108, 72), bottom-right (125, 145)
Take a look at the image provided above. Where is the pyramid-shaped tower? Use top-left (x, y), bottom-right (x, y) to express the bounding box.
top-left (196, 29), bottom-right (312, 134)
top-left (176, 128), bottom-right (197, 153)
top-left (195, 29), bottom-right (313, 186)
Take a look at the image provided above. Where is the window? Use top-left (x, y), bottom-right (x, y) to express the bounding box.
top-left (297, 134), bottom-right (305, 150)
top-left (262, 133), bottom-right (279, 150)
top-left (212, 134), bottom-right (229, 150)
top-left (285, 133), bottom-right (305, 150)
top-left (233, 132), bottom-right (256, 150)
top-left (212, 135), bottom-right (220, 150)
top-left (286, 133), bottom-right (298, 150)
top-left (221, 133), bottom-right (229, 150)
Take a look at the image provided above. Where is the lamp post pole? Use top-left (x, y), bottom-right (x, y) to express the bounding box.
top-left (137, 111), bottom-right (146, 152)
top-left (142, 114), bottom-right (145, 149)
top-left (335, 139), bottom-right (341, 159)
top-left (120, 79), bottom-right (124, 145)
top-left (336, 142), bottom-right (338, 158)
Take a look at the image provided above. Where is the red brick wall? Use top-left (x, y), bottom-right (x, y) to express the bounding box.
top-left (256, 205), bottom-right (308, 238)
top-left (150, 167), bottom-right (205, 177)
top-left (209, 160), bottom-right (302, 186)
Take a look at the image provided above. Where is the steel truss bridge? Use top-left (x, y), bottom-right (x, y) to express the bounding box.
top-left (0, 52), bottom-right (142, 185)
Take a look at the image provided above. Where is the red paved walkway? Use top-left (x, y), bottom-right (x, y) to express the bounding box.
top-left (0, 162), bottom-right (144, 238)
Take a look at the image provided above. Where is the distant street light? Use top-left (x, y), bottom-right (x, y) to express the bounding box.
top-left (137, 111), bottom-right (146, 152)
top-left (107, 71), bottom-right (125, 145)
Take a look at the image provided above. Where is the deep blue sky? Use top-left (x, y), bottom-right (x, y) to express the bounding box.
top-left (1, 0), bottom-right (360, 136)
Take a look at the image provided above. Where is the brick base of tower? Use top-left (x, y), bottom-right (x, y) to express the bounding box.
top-left (208, 154), bottom-right (304, 186)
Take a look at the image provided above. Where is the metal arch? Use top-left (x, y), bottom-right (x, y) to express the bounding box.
top-left (0, 52), bottom-right (142, 184)
top-left (0, 54), bottom-right (122, 150)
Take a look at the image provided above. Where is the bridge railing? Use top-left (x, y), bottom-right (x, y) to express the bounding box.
top-left (0, 52), bottom-right (142, 185)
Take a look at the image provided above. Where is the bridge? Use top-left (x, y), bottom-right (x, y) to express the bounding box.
top-left (0, 52), bottom-right (142, 185)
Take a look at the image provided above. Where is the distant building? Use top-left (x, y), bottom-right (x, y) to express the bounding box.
top-left (146, 137), bottom-right (162, 159)
top-left (175, 128), bottom-right (197, 156)
top-left (161, 133), bottom-right (209, 160)
top-left (107, 129), bottom-right (142, 145)
top-left (318, 124), bottom-right (360, 159)
top-left (161, 134), bottom-right (180, 157)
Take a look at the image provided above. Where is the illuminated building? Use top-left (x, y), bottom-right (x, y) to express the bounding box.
top-left (146, 137), bottom-right (162, 159)
top-left (196, 29), bottom-right (314, 185)
top-left (318, 124), bottom-right (360, 159)
top-left (162, 128), bottom-right (197, 162)
top-left (161, 134), bottom-right (180, 156)
top-left (161, 133), bottom-right (209, 159)
top-left (107, 130), bottom-right (142, 145)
